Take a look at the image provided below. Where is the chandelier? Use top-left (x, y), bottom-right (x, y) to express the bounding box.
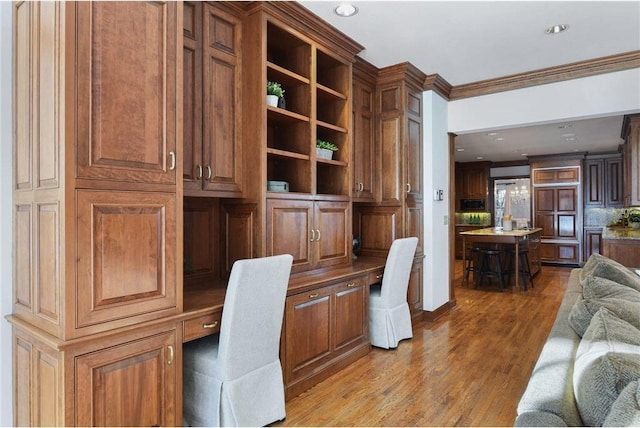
top-left (510, 185), bottom-right (529, 204)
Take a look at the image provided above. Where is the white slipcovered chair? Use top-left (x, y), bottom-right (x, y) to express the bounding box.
top-left (369, 237), bottom-right (418, 349)
top-left (182, 254), bottom-right (293, 427)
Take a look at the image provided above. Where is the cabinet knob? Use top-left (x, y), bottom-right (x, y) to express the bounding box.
top-left (167, 345), bottom-right (174, 365)
top-left (346, 282), bottom-right (357, 287)
top-left (309, 293), bottom-right (319, 299)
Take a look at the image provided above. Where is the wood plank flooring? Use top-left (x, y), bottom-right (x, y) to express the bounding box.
top-left (275, 262), bottom-right (574, 427)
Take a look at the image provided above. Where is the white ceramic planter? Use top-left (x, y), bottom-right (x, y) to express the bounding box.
top-left (316, 147), bottom-right (334, 160)
top-left (266, 94), bottom-right (279, 107)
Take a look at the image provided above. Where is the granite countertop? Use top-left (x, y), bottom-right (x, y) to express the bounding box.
top-left (602, 226), bottom-right (640, 240)
top-left (459, 227), bottom-right (542, 237)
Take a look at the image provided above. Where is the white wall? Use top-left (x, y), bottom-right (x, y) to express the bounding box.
top-left (422, 91), bottom-right (450, 311)
top-left (0, 2), bottom-right (13, 425)
top-left (448, 68), bottom-right (640, 134)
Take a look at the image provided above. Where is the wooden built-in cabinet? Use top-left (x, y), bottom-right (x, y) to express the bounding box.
top-left (584, 153), bottom-right (623, 208)
top-left (603, 236), bottom-right (640, 267)
top-left (283, 273), bottom-right (369, 399)
top-left (531, 157), bottom-right (583, 264)
top-left (459, 162), bottom-right (490, 200)
top-left (11, 2), bottom-right (182, 425)
top-left (183, 2), bottom-right (244, 197)
top-left (351, 57), bottom-right (377, 202)
top-left (621, 114), bottom-right (640, 207)
top-left (584, 227), bottom-right (603, 260)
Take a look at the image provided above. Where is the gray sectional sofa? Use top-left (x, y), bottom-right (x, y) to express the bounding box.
top-left (515, 254), bottom-right (640, 427)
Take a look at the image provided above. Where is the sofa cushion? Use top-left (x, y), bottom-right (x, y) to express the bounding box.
top-left (573, 308), bottom-right (640, 426)
top-left (579, 253), bottom-right (640, 291)
top-left (567, 276), bottom-right (640, 336)
top-left (602, 380), bottom-right (640, 427)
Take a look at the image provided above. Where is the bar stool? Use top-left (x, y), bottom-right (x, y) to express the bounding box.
top-left (464, 246), bottom-right (481, 285)
top-left (476, 248), bottom-right (505, 291)
top-left (504, 246), bottom-right (534, 291)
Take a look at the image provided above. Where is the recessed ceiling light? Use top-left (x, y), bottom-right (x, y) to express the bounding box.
top-left (558, 124), bottom-right (573, 129)
top-left (521, 153), bottom-right (529, 156)
top-left (565, 137), bottom-right (576, 141)
top-left (334, 3), bottom-right (358, 17)
top-left (561, 133), bottom-right (575, 137)
top-left (456, 148), bottom-right (465, 152)
top-left (495, 137), bottom-right (505, 141)
top-left (545, 24), bottom-right (569, 35)
top-left (476, 156), bottom-right (484, 160)
top-left (486, 132), bottom-right (498, 136)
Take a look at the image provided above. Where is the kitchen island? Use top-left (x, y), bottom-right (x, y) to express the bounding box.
top-left (460, 227), bottom-right (542, 292)
top-left (602, 226), bottom-right (640, 267)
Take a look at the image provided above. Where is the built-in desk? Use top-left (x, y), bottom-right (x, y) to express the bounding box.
top-left (181, 257), bottom-right (386, 400)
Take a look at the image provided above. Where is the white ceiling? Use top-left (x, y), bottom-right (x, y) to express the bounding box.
top-left (299, 1), bottom-right (640, 162)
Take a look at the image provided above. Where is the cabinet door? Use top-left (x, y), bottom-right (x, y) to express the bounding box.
top-left (284, 288), bottom-right (333, 384)
top-left (584, 159), bottom-right (604, 207)
top-left (75, 330), bottom-right (177, 427)
top-left (352, 78), bottom-right (375, 201)
top-left (266, 199), bottom-right (313, 273)
top-left (202, 4), bottom-right (243, 196)
top-left (405, 199), bottom-right (423, 255)
top-left (463, 168), bottom-right (487, 199)
top-left (76, 190), bottom-right (177, 333)
top-left (605, 157), bottom-right (624, 207)
top-left (405, 91), bottom-right (422, 200)
top-left (314, 201), bottom-right (350, 269)
top-left (334, 277), bottom-right (367, 354)
top-left (183, 2), bottom-right (203, 191)
top-left (584, 228), bottom-right (603, 260)
top-left (379, 86), bottom-right (403, 205)
top-left (76, 2), bottom-right (178, 185)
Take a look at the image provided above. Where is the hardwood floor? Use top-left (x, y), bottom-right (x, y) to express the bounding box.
top-left (275, 261), bottom-right (574, 427)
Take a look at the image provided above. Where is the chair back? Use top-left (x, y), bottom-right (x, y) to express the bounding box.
top-left (216, 254), bottom-right (293, 380)
top-left (380, 237), bottom-right (418, 308)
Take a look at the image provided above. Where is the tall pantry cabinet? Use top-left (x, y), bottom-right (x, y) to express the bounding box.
top-left (11, 2), bottom-right (182, 425)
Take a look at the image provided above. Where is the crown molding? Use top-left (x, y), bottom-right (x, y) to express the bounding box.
top-left (449, 50), bottom-right (640, 100)
top-left (423, 74), bottom-right (453, 100)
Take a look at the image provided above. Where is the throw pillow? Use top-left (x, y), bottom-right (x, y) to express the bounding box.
top-left (602, 380), bottom-right (640, 427)
top-left (567, 276), bottom-right (640, 336)
top-left (579, 253), bottom-right (640, 291)
top-left (573, 308), bottom-right (640, 426)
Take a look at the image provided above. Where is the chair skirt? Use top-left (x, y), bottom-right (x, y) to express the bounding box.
top-left (183, 334), bottom-right (286, 427)
top-left (369, 292), bottom-right (413, 349)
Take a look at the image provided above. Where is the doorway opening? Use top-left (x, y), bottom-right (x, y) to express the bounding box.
top-left (494, 178), bottom-right (531, 228)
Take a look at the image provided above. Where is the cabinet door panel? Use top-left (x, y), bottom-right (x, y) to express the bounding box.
top-left (406, 115), bottom-right (422, 196)
top-left (76, 190), bottom-right (177, 330)
top-left (76, 2), bottom-right (177, 184)
top-left (535, 213), bottom-right (555, 238)
top-left (605, 157), bottom-right (624, 207)
top-left (557, 188), bottom-right (577, 211)
top-left (535, 188), bottom-right (555, 211)
top-left (584, 160), bottom-right (603, 206)
top-left (285, 291), bottom-right (332, 382)
top-left (75, 330), bottom-right (176, 427)
top-left (202, 5), bottom-right (243, 195)
top-left (405, 201), bottom-right (423, 255)
top-left (334, 280), bottom-right (366, 352)
top-left (408, 259), bottom-right (423, 316)
top-left (558, 214), bottom-right (577, 238)
top-left (183, 2), bottom-right (203, 190)
top-left (314, 201), bottom-right (350, 269)
top-left (379, 116), bottom-right (402, 204)
top-left (267, 199), bottom-right (313, 272)
top-left (354, 206), bottom-right (401, 258)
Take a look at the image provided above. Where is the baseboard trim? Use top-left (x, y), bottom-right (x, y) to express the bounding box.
top-left (422, 299), bottom-right (457, 322)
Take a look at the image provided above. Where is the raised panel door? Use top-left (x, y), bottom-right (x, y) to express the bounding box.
top-left (353, 205), bottom-right (401, 258)
top-left (76, 2), bottom-right (178, 184)
top-left (334, 278), bottom-right (367, 353)
top-left (221, 203), bottom-right (256, 277)
top-left (584, 159), bottom-right (604, 207)
top-left (535, 188), bottom-right (555, 211)
top-left (75, 329), bottom-right (177, 427)
top-left (266, 199), bottom-right (313, 273)
top-left (405, 200), bottom-right (423, 255)
top-left (314, 201), bottom-right (350, 269)
top-left (202, 4), bottom-right (243, 196)
top-left (76, 190), bottom-right (177, 333)
top-left (352, 77), bottom-right (375, 201)
top-left (558, 214), bottom-right (577, 238)
top-left (605, 157), bottom-right (624, 207)
top-left (557, 187), bottom-right (577, 211)
top-left (584, 228), bottom-right (602, 260)
top-left (463, 168), bottom-right (488, 199)
top-left (535, 213), bottom-right (555, 238)
top-left (284, 289), bottom-right (332, 384)
top-left (183, 1), bottom-right (203, 191)
top-left (406, 109), bottom-right (422, 199)
top-left (408, 258), bottom-right (423, 317)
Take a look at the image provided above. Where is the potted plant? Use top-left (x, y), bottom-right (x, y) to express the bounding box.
top-left (316, 139), bottom-right (338, 160)
top-left (267, 81), bottom-right (284, 107)
top-left (629, 211), bottom-right (640, 228)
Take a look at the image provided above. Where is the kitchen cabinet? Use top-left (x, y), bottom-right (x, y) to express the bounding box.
top-left (460, 162), bottom-right (490, 199)
top-left (531, 158), bottom-right (583, 264)
top-left (584, 153), bottom-right (623, 208)
top-left (602, 236), bottom-right (640, 267)
top-left (584, 227), bottom-right (603, 260)
top-left (283, 274), bottom-right (369, 399)
top-left (621, 114), bottom-right (640, 207)
top-left (455, 225), bottom-right (486, 259)
top-left (266, 198), bottom-right (351, 274)
top-left (351, 57), bottom-right (377, 202)
top-left (183, 2), bottom-right (244, 197)
top-left (11, 2), bottom-right (181, 425)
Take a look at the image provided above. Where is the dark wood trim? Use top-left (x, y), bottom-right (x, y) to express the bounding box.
top-left (424, 73), bottom-right (453, 100)
top-left (422, 300), bottom-right (455, 322)
top-left (449, 50), bottom-right (640, 100)
top-left (378, 62), bottom-right (426, 88)
top-left (489, 160), bottom-right (530, 168)
top-left (448, 132), bottom-right (457, 309)
top-left (622, 113), bottom-right (640, 139)
top-left (527, 152), bottom-right (587, 163)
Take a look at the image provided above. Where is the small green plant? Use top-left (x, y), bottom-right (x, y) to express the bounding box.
top-left (629, 211), bottom-right (640, 223)
top-left (316, 139), bottom-right (338, 152)
top-left (267, 81), bottom-right (285, 97)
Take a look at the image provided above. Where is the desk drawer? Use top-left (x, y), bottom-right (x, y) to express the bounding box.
top-left (183, 311), bottom-right (221, 342)
top-left (368, 268), bottom-right (384, 285)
